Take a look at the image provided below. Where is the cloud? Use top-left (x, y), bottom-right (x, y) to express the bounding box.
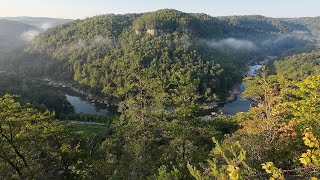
top-left (93, 35), bottom-right (113, 46)
top-left (53, 36), bottom-right (114, 57)
top-left (292, 30), bottom-right (309, 35)
top-left (20, 30), bottom-right (40, 41)
top-left (40, 23), bottom-right (52, 30)
top-left (203, 38), bottom-right (257, 50)
top-left (261, 36), bottom-right (286, 46)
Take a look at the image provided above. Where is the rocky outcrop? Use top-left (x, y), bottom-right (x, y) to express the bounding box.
top-left (135, 29), bottom-right (142, 35)
top-left (200, 101), bottom-right (219, 110)
top-left (135, 28), bottom-right (194, 36)
top-left (146, 28), bottom-right (158, 36)
top-left (227, 84), bottom-right (242, 102)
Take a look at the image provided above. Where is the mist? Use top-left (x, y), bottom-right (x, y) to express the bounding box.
top-left (201, 38), bottom-right (257, 50)
top-left (21, 22), bottom-right (54, 42)
top-left (93, 35), bottom-right (113, 46)
top-left (20, 30), bottom-right (40, 41)
top-left (292, 30), bottom-right (310, 35)
top-left (40, 23), bottom-right (52, 30)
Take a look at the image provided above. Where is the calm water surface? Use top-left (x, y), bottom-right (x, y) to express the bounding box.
top-left (220, 65), bottom-right (261, 115)
top-left (65, 94), bottom-right (109, 115)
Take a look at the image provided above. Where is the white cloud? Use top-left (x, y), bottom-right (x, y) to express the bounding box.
top-left (40, 23), bottom-right (52, 30)
top-left (203, 38), bottom-right (257, 50)
top-left (20, 30), bottom-right (40, 41)
top-left (292, 30), bottom-right (307, 34)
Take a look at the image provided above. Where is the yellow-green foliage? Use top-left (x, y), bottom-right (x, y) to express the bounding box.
top-left (261, 162), bottom-right (285, 180)
top-left (188, 138), bottom-right (252, 180)
top-left (300, 130), bottom-right (320, 167)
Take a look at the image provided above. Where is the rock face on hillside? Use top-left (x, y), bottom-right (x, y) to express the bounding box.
top-left (135, 28), bottom-right (194, 36)
top-left (135, 29), bottom-right (142, 35)
top-left (131, 9), bottom-right (200, 36)
top-left (146, 28), bottom-right (157, 36)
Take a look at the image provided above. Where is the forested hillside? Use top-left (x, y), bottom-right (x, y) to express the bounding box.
top-left (1, 46), bottom-right (319, 179)
top-left (285, 17), bottom-right (320, 41)
top-left (274, 48), bottom-right (320, 80)
top-left (20, 9), bottom-right (315, 102)
top-left (190, 49), bottom-right (320, 179)
top-left (0, 9), bottom-right (319, 179)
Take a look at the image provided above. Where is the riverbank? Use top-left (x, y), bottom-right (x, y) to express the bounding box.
top-left (43, 78), bottom-right (116, 106)
top-left (42, 61), bottom-right (267, 118)
top-left (42, 75), bottom-right (247, 118)
top-left (200, 62), bottom-right (267, 120)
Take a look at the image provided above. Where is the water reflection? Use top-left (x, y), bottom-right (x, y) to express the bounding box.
top-left (65, 94), bottom-right (109, 115)
top-left (220, 65), bottom-right (261, 115)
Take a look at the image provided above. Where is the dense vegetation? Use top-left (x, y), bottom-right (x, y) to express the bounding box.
top-left (0, 94), bottom-right (110, 179)
top-left (0, 72), bottom-right (116, 123)
top-left (189, 63), bottom-right (320, 179)
top-left (0, 9), bottom-right (320, 179)
top-left (0, 72), bottom-right (74, 116)
top-left (17, 9), bottom-right (315, 102)
top-left (274, 47), bottom-right (320, 80)
top-left (1, 48), bottom-right (319, 179)
top-left (285, 17), bottom-right (320, 41)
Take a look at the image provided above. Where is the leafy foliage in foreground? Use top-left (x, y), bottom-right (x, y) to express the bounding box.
top-left (0, 95), bottom-right (108, 179)
top-left (1, 9), bottom-right (320, 179)
top-left (0, 58), bottom-right (319, 179)
top-left (187, 62), bottom-right (319, 179)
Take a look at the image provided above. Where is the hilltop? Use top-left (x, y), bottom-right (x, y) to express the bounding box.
top-left (19, 9), bottom-right (318, 101)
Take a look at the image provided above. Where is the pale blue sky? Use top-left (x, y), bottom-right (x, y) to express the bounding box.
top-left (1, 0), bottom-right (320, 19)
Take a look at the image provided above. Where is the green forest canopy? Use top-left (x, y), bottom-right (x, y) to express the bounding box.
top-left (0, 9), bottom-right (320, 179)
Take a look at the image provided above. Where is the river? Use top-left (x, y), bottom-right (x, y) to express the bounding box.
top-left (65, 94), bottom-right (110, 115)
top-left (63, 65), bottom-right (262, 116)
top-left (219, 84), bottom-right (251, 115)
top-left (219, 65), bottom-right (262, 115)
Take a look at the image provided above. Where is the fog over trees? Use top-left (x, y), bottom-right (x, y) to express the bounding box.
top-left (0, 9), bottom-right (319, 179)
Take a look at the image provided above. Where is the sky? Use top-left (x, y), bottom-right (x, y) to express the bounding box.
top-left (1, 0), bottom-right (320, 19)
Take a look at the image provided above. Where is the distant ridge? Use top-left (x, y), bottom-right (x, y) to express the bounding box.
top-left (0, 16), bottom-right (72, 29)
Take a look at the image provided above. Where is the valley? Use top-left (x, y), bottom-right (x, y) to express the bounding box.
top-left (0, 61), bottom-right (264, 118)
top-left (0, 8), bottom-right (319, 179)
